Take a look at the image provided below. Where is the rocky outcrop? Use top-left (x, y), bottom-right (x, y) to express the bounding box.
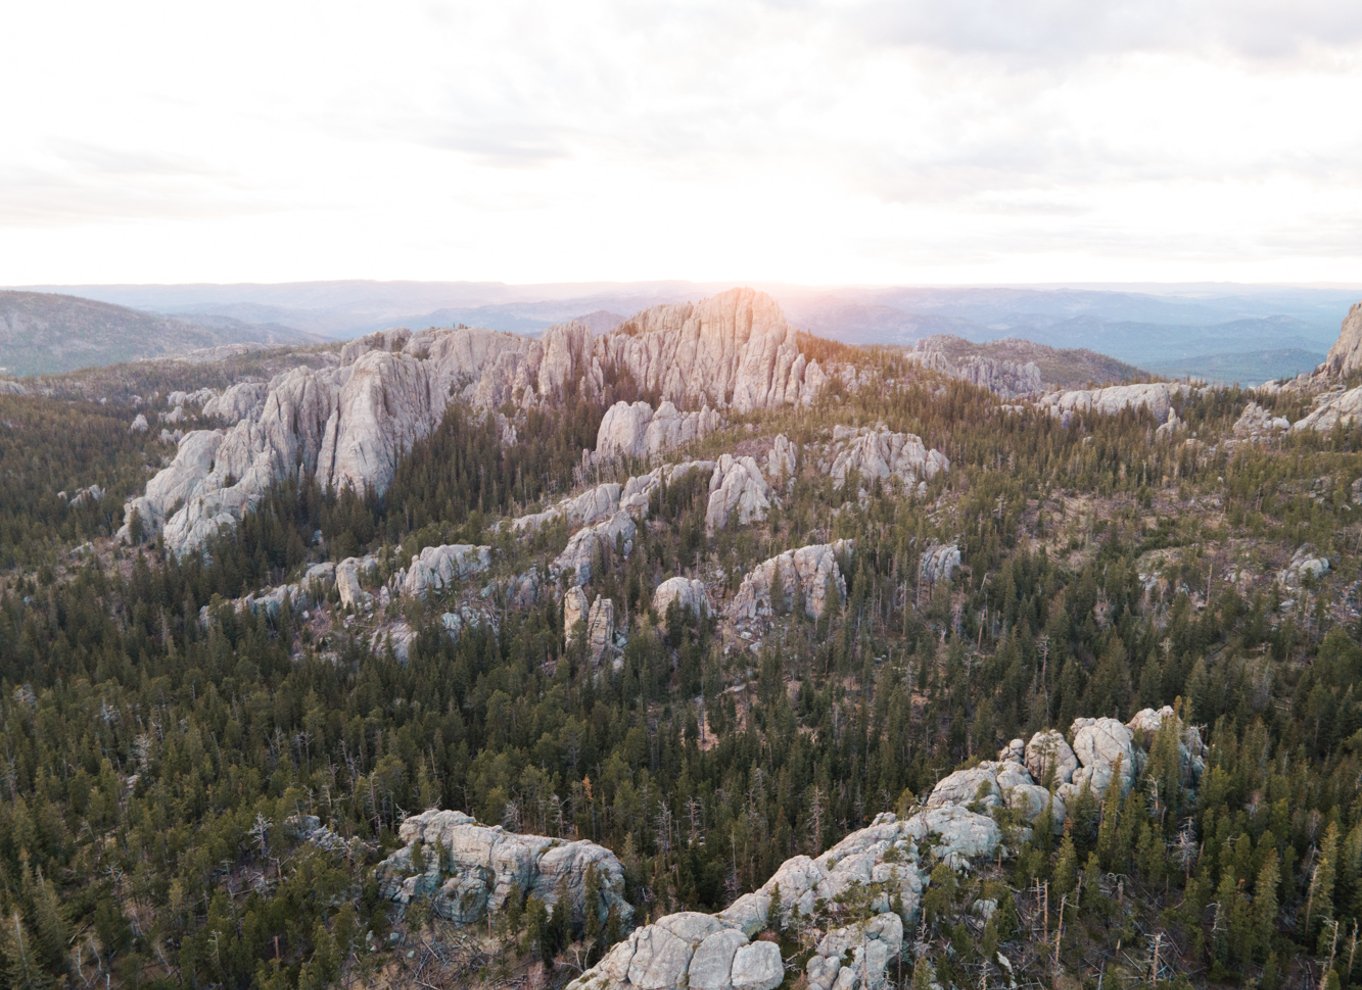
top-left (1321, 302), bottom-right (1362, 378)
top-left (1059, 717), bottom-right (1137, 804)
top-left (618, 460), bottom-right (716, 516)
top-left (1233, 401), bottom-right (1290, 438)
top-left (399, 544), bottom-right (492, 598)
top-left (571, 800), bottom-right (1000, 990)
top-left (653, 577), bottom-right (712, 619)
top-left (553, 511), bottom-right (637, 586)
top-left (585, 596), bottom-right (619, 669)
top-left (907, 341), bottom-right (1044, 399)
top-left (919, 543), bottom-right (961, 585)
top-left (591, 400), bottom-right (723, 464)
top-left (130, 413), bottom-right (149, 433)
top-left (568, 708), bottom-right (1204, 990)
top-left (372, 621), bottom-right (419, 663)
top-left (202, 382), bottom-right (270, 422)
top-left (729, 541), bottom-right (851, 622)
top-left (59, 484), bottom-right (105, 508)
top-left (564, 586), bottom-right (590, 639)
top-left (440, 605), bottom-right (497, 640)
top-left (766, 434), bottom-right (796, 488)
top-left (1278, 545), bottom-right (1330, 586)
top-left (377, 810), bottom-right (632, 929)
top-left (597, 289), bottom-right (825, 413)
top-left (1039, 383), bottom-right (1187, 425)
top-left (1294, 386), bottom-right (1362, 432)
top-left (824, 426), bottom-right (949, 495)
top-left (1023, 729), bottom-right (1078, 786)
top-left (705, 455), bottom-right (773, 533)
top-left (124, 289), bottom-right (826, 556)
top-left (512, 482), bottom-right (622, 536)
top-left (336, 555), bottom-right (378, 609)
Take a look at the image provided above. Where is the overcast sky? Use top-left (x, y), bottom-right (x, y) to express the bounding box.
top-left (4, 0), bottom-right (1361, 286)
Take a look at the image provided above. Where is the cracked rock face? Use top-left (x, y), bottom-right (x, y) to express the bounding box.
top-left (706, 454), bottom-right (773, 533)
top-left (825, 426), bottom-right (949, 496)
top-left (553, 511), bottom-right (637, 586)
top-left (919, 543), bottom-right (961, 585)
top-left (1059, 717), bottom-right (1137, 804)
top-left (377, 810), bottom-right (632, 930)
top-left (591, 400), bottom-right (723, 465)
top-left (729, 541), bottom-right (852, 622)
top-left (399, 544), bottom-right (492, 599)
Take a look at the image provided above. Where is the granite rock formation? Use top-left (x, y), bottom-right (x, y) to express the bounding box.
top-left (377, 810), bottom-right (632, 929)
top-left (729, 541), bottom-right (852, 622)
top-left (123, 289), bottom-right (826, 555)
top-left (705, 455), bottom-right (773, 533)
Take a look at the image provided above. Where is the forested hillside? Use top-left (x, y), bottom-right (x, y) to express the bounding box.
top-left (3, 295), bottom-right (1362, 989)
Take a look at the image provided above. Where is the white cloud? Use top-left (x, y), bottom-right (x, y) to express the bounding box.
top-left (1, 0), bottom-right (1359, 284)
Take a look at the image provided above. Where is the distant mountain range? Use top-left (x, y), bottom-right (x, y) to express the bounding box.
top-left (0, 291), bottom-right (321, 376)
top-left (11, 280), bottom-right (1361, 383)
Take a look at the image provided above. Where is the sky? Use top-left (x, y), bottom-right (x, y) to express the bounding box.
top-left (3, 0), bottom-right (1361, 287)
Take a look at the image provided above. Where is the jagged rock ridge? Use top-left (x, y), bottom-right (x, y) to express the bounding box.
top-left (124, 289), bottom-right (825, 555)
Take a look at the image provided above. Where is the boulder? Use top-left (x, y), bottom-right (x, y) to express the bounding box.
top-left (1024, 729), bottom-right (1078, 785)
top-left (653, 577), bottom-right (712, 619)
top-left (1061, 717), bottom-right (1136, 801)
top-left (927, 767), bottom-right (1002, 810)
top-left (729, 942), bottom-right (783, 990)
top-left (1233, 401), bottom-right (1290, 438)
top-left (1278, 546), bottom-right (1330, 586)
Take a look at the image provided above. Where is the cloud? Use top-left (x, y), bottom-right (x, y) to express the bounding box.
top-left (845, 0), bottom-right (1362, 63)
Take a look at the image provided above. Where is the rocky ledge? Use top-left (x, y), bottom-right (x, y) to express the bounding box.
top-left (377, 810), bottom-right (633, 930)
